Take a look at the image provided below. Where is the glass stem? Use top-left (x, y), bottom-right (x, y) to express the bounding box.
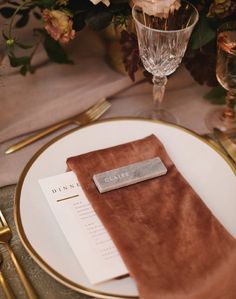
top-left (152, 76), bottom-right (167, 111)
top-left (222, 91), bottom-right (236, 120)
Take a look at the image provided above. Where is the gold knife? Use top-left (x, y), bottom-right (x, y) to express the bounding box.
top-left (5, 98), bottom-right (111, 154)
top-left (213, 128), bottom-right (236, 164)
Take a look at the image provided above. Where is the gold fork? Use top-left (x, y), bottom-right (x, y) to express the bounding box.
top-left (5, 98), bottom-right (111, 154)
top-left (0, 211), bottom-right (38, 299)
top-left (0, 252), bottom-right (16, 299)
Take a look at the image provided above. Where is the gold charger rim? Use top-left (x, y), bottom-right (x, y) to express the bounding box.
top-left (14, 117), bottom-right (236, 299)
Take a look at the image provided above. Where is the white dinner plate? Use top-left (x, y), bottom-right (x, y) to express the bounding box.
top-left (14, 118), bottom-right (236, 298)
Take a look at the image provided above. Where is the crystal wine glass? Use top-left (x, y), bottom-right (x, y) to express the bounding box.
top-left (132, 1), bottom-right (199, 122)
top-left (205, 21), bottom-right (236, 131)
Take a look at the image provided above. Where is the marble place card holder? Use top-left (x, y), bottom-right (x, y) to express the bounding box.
top-left (93, 157), bottom-right (167, 193)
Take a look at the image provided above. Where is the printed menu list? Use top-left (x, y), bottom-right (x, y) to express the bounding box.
top-left (39, 171), bottom-right (128, 284)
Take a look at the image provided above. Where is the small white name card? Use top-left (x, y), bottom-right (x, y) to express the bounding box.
top-left (39, 171), bottom-right (128, 284)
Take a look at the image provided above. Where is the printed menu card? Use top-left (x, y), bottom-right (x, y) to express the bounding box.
top-left (39, 171), bottom-right (128, 284)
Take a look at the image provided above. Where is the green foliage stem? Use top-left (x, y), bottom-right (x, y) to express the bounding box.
top-left (8, 0), bottom-right (31, 39)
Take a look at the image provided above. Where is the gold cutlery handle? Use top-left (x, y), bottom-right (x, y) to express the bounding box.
top-left (4, 244), bottom-right (38, 299)
top-left (5, 119), bottom-right (72, 154)
top-left (214, 128), bottom-right (236, 164)
top-left (0, 271), bottom-right (16, 299)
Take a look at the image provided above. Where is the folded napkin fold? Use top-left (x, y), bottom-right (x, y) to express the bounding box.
top-left (67, 135), bottom-right (236, 299)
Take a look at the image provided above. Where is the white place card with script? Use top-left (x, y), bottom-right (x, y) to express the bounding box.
top-left (39, 171), bottom-right (128, 284)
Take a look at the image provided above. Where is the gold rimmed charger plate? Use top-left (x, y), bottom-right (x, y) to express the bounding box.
top-left (14, 118), bottom-right (236, 298)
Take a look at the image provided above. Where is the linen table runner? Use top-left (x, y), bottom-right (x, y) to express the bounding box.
top-left (67, 135), bottom-right (236, 299)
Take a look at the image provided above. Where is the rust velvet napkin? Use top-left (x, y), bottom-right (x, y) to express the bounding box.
top-left (67, 134), bottom-right (236, 299)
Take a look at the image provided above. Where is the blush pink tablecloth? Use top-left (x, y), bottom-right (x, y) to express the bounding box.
top-left (0, 22), bottom-right (213, 187)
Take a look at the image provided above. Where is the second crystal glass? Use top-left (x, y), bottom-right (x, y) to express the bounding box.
top-left (132, 1), bottom-right (199, 122)
top-left (205, 21), bottom-right (236, 131)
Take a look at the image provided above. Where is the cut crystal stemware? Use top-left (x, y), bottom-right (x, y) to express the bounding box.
top-left (132, 1), bottom-right (199, 122)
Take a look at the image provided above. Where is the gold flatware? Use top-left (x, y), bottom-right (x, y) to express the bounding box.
top-left (0, 252), bottom-right (16, 299)
top-left (5, 98), bottom-right (111, 154)
top-left (202, 129), bottom-right (236, 141)
top-left (224, 129), bottom-right (236, 140)
top-left (0, 211), bottom-right (38, 299)
top-left (213, 128), bottom-right (236, 164)
top-left (201, 133), bottom-right (222, 150)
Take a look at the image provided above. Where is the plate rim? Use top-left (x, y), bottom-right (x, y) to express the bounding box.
top-left (14, 117), bottom-right (236, 298)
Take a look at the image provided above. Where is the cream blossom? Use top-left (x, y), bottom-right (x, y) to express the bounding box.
top-left (131, 0), bottom-right (181, 18)
top-left (90, 0), bottom-right (110, 6)
top-left (56, 0), bottom-right (69, 5)
top-left (43, 9), bottom-right (75, 44)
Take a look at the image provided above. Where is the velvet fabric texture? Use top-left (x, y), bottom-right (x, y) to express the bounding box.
top-left (67, 135), bottom-right (236, 299)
